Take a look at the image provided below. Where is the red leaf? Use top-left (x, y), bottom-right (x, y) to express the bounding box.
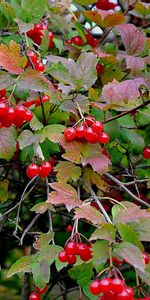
top-left (117, 53), bottom-right (145, 71)
top-left (113, 207), bottom-right (150, 224)
top-left (102, 78), bottom-right (148, 105)
top-left (48, 182), bottom-right (82, 211)
top-left (74, 202), bottom-right (105, 225)
top-left (116, 24), bottom-right (145, 55)
top-left (0, 41), bottom-right (27, 74)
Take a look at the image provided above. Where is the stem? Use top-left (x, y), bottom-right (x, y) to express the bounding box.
top-left (109, 243), bottom-right (113, 268)
top-left (104, 99), bottom-right (150, 124)
top-left (105, 173), bottom-right (150, 208)
top-left (20, 214), bottom-right (40, 245)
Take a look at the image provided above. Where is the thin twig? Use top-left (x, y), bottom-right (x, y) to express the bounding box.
top-left (20, 214), bottom-right (40, 245)
top-left (105, 173), bottom-right (150, 208)
top-left (83, 180), bottom-right (113, 224)
top-left (52, 287), bottom-right (79, 300)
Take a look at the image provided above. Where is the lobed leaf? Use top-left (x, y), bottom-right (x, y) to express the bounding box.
top-left (55, 161), bottom-right (81, 182)
top-left (74, 202), bottom-right (105, 225)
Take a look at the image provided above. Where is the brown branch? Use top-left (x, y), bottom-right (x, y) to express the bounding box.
top-left (20, 214), bottom-right (40, 245)
top-left (104, 99), bottom-right (150, 124)
top-left (105, 173), bottom-right (150, 208)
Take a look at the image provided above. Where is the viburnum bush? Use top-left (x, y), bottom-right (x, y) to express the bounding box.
top-left (0, 0), bottom-right (150, 299)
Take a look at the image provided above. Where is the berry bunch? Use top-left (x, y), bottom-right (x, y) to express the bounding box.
top-left (143, 147), bottom-right (150, 159)
top-left (0, 104), bottom-right (33, 128)
top-left (23, 95), bottom-right (50, 108)
top-left (90, 277), bottom-right (134, 300)
top-left (95, 0), bottom-right (117, 10)
top-left (0, 88), bottom-right (7, 102)
top-left (26, 161), bottom-right (54, 179)
top-left (64, 116), bottom-right (110, 145)
top-left (26, 50), bottom-right (45, 72)
top-left (67, 30), bottom-right (98, 48)
top-left (29, 285), bottom-right (48, 300)
top-left (27, 23), bottom-right (54, 48)
top-left (58, 241), bottom-right (92, 265)
top-left (96, 63), bottom-right (104, 77)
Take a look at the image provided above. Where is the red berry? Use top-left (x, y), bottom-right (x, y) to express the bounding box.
top-left (29, 292), bottom-right (41, 300)
top-left (116, 289), bottom-right (131, 300)
top-left (24, 110), bottom-right (33, 122)
top-left (27, 50), bottom-right (38, 65)
top-left (98, 132), bottom-right (110, 144)
top-left (96, 64), bottom-right (104, 77)
top-left (15, 105), bottom-right (27, 119)
top-left (39, 162), bottom-right (52, 178)
top-left (66, 225), bottom-right (73, 232)
top-left (66, 253), bottom-right (77, 265)
top-left (0, 95), bottom-right (8, 102)
top-left (99, 278), bottom-right (111, 293)
top-left (58, 250), bottom-right (67, 263)
top-left (112, 256), bottom-right (123, 266)
top-left (0, 88), bottom-right (6, 97)
top-left (0, 103), bottom-right (7, 117)
top-left (35, 60), bottom-right (45, 72)
top-left (49, 157), bottom-right (55, 168)
top-left (7, 107), bottom-right (15, 121)
top-left (64, 127), bottom-right (76, 141)
top-left (77, 243), bottom-right (91, 258)
top-left (90, 280), bottom-right (101, 295)
top-left (85, 127), bottom-right (98, 142)
top-left (71, 36), bottom-right (83, 46)
top-left (143, 252), bottom-right (150, 264)
top-left (92, 121), bottom-right (104, 133)
top-left (65, 241), bottom-right (78, 255)
top-left (48, 31), bottom-right (54, 48)
top-left (26, 163), bottom-right (40, 178)
top-left (42, 94), bottom-right (50, 102)
top-left (143, 148), bottom-right (150, 159)
top-left (111, 278), bottom-right (124, 294)
top-left (96, 0), bottom-right (117, 10)
top-left (85, 34), bottom-right (98, 48)
top-left (75, 125), bottom-right (86, 138)
top-left (36, 285), bottom-right (48, 294)
top-left (80, 251), bottom-right (92, 262)
top-left (34, 24), bottom-right (43, 31)
top-left (125, 287), bottom-right (134, 299)
top-left (104, 291), bottom-right (116, 300)
top-left (1, 118), bottom-right (12, 128)
top-left (85, 115), bottom-right (95, 126)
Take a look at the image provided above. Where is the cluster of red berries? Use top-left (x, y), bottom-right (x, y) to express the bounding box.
top-left (26, 50), bottom-right (45, 72)
top-left (23, 94), bottom-right (50, 108)
top-left (26, 161), bottom-right (54, 179)
top-left (95, 0), bottom-right (117, 10)
top-left (29, 285), bottom-right (48, 300)
top-left (64, 116), bottom-right (110, 145)
top-left (0, 104), bottom-right (33, 128)
top-left (58, 241), bottom-right (92, 265)
top-left (143, 147), bottom-right (150, 159)
top-left (27, 23), bottom-right (54, 48)
top-left (0, 88), bottom-right (8, 102)
top-left (90, 277), bottom-right (134, 300)
top-left (67, 30), bottom-right (98, 48)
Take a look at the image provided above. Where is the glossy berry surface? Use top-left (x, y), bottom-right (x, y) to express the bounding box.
top-left (143, 148), bottom-right (150, 159)
top-left (84, 127), bottom-right (97, 142)
top-left (66, 253), bottom-right (77, 264)
top-left (27, 50), bottom-right (38, 65)
top-left (29, 292), bottom-right (41, 300)
top-left (98, 132), bottom-right (110, 144)
top-left (111, 278), bottom-right (124, 294)
top-left (64, 127), bottom-right (76, 141)
top-left (143, 252), bottom-right (150, 264)
top-left (71, 36), bottom-right (83, 46)
top-left (99, 278), bottom-right (111, 293)
top-left (58, 250), bottom-right (67, 263)
top-left (77, 243), bottom-right (91, 257)
top-left (26, 164), bottom-right (40, 178)
top-left (96, 0), bottom-right (117, 10)
top-left (75, 125), bottom-right (85, 138)
top-left (48, 31), bottom-right (54, 48)
top-left (65, 241), bottom-right (78, 255)
top-left (90, 280), bottom-right (101, 295)
top-left (35, 60), bottom-right (45, 72)
top-left (39, 162), bottom-right (52, 178)
top-left (66, 224), bottom-right (73, 232)
top-left (85, 115), bottom-right (95, 126)
top-left (36, 285), bottom-right (48, 294)
top-left (92, 121), bottom-right (104, 133)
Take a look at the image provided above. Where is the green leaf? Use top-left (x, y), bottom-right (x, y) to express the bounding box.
top-left (37, 244), bottom-right (62, 265)
top-left (114, 242), bottom-right (144, 272)
top-left (68, 263), bottom-right (93, 287)
top-left (12, 0), bottom-right (47, 23)
top-left (31, 202), bottom-right (55, 214)
top-left (0, 127), bottom-right (17, 160)
top-left (137, 264), bottom-right (150, 286)
top-left (0, 179), bottom-right (9, 203)
top-left (74, 0), bottom-right (97, 4)
top-left (17, 130), bottom-right (41, 149)
top-left (113, 206), bottom-right (150, 224)
top-left (117, 224), bottom-right (144, 251)
top-left (7, 255), bottom-right (37, 277)
top-left (53, 37), bottom-right (64, 54)
top-left (130, 219), bottom-right (150, 242)
top-left (92, 241), bottom-right (109, 265)
top-left (41, 124), bottom-right (65, 143)
top-left (31, 260), bottom-right (50, 289)
top-left (30, 115), bottom-right (44, 131)
top-left (33, 231), bottom-right (54, 251)
top-left (0, 71), bottom-right (15, 89)
top-left (55, 161), bottom-right (81, 182)
top-left (90, 223), bottom-right (116, 242)
top-left (123, 129), bottom-right (145, 155)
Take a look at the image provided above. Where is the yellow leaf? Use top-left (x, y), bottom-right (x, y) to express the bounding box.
top-left (84, 11), bottom-right (125, 28)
